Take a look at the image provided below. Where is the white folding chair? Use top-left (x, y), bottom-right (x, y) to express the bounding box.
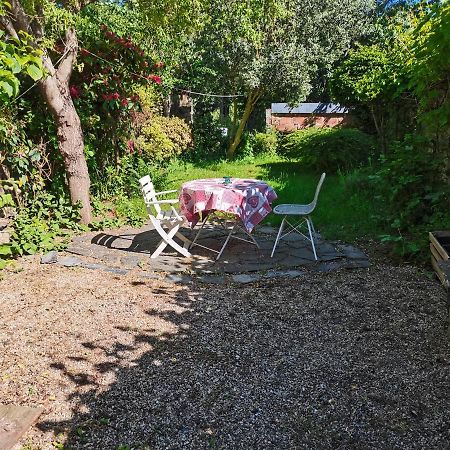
top-left (271, 173), bottom-right (326, 260)
top-left (139, 175), bottom-right (191, 258)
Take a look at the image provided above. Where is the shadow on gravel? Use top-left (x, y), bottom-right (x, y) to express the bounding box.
top-left (39, 270), bottom-right (450, 449)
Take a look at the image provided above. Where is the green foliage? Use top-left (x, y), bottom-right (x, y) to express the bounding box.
top-left (279, 128), bottom-right (376, 173)
top-left (189, 100), bottom-right (227, 160)
top-left (135, 115), bottom-right (193, 163)
top-left (114, 196), bottom-right (146, 227)
top-left (364, 134), bottom-right (450, 258)
top-left (10, 191), bottom-right (83, 256)
top-left (253, 130), bottom-right (278, 155)
top-left (330, 43), bottom-right (404, 106)
top-left (409, 3), bottom-right (450, 135)
top-left (0, 28), bottom-right (43, 102)
top-left (188, 0), bottom-right (374, 103)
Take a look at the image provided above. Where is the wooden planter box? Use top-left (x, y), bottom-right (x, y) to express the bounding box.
top-left (430, 232), bottom-right (450, 338)
top-left (430, 231), bottom-right (450, 288)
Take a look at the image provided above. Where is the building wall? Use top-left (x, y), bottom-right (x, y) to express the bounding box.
top-left (266, 111), bottom-right (351, 132)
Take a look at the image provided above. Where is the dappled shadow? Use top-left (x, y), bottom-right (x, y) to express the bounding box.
top-left (37, 271), bottom-right (450, 449)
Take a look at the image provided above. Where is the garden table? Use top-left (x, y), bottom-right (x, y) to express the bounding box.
top-left (179, 178), bottom-right (277, 259)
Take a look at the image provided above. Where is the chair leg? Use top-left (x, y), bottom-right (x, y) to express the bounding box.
top-left (308, 216), bottom-right (316, 234)
top-left (151, 221), bottom-right (191, 258)
top-left (271, 217), bottom-right (286, 257)
top-left (306, 217), bottom-right (318, 260)
top-left (175, 231), bottom-right (191, 248)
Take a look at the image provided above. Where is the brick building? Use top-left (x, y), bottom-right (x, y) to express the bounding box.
top-left (266, 102), bottom-right (350, 132)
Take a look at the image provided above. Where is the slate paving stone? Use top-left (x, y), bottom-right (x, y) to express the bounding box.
top-left (81, 262), bottom-right (107, 271)
top-left (344, 259), bottom-right (371, 269)
top-left (232, 274), bottom-right (261, 284)
top-left (58, 256), bottom-right (83, 267)
top-left (198, 275), bottom-right (226, 284)
top-left (255, 225), bottom-right (277, 234)
top-left (316, 260), bottom-right (346, 273)
top-left (66, 246), bottom-right (91, 257)
top-left (139, 273), bottom-right (161, 280)
top-left (119, 255), bottom-right (141, 268)
top-left (165, 274), bottom-right (193, 284)
top-left (104, 267), bottom-right (129, 276)
top-left (337, 244), bottom-right (368, 260)
top-left (41, 251), bottom-right (58, 264)
top-left (263, 269), bottom-right (305, 279)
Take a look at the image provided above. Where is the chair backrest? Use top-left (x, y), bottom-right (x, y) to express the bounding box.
top-left (139, 175), bottom-right (162, 218)
top-left (309, 172), bottom-right (326, 210)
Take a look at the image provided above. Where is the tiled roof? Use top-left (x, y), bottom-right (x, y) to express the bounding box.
top-left (271, 102), bottom-right (349, 114)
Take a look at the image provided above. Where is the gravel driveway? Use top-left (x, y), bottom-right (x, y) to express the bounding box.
top-left (1, 258), bottom-right (449, 449)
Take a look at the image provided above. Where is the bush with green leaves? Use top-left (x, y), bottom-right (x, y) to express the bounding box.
top-left (10, 191), bottom-right (83, 256)
top-left (135, 115), bottom-right (193, 163)
top-left (253, 130), bottom-right (279, 155)
top-left (367, 134), bottom-right (450, 258)
top-left (279, 128), bottom-right (376, 172)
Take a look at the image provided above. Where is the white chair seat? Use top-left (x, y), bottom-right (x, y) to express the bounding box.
top-left (273, 203), bottom-right (314, 216)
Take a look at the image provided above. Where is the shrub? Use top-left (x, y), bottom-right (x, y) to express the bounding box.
top-left (368, 134), bottom-right (450, 258)
top-left (136, 115), bottom-right (193, 163)
top-left (10, 191), bottom-right (83, 256)
top-left (253, 130), bottom-right (278, 154)
top-left (279, 127), bottom-right (376, 172)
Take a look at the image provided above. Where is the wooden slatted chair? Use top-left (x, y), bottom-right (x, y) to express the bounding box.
top-left (139, 175), bottom-right (191, 258)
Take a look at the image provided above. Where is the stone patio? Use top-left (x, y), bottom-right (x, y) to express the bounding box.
top-left (59, 221), bottom-right (370, 282)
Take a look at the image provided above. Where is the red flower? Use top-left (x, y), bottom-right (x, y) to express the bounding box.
top-left (69, 85), bottom-right (80, 99)
top-left (102, 93), bottom-right (113, 101)
top-left (112, 92), bottom-right (120, 100)
top-left (149, 74), bottom-right (162, 84)
top-left (121, 98), bottom-right (128, 107)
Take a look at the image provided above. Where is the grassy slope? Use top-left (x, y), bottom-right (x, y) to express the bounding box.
top-left (159, 154), bottom-right (378, 242)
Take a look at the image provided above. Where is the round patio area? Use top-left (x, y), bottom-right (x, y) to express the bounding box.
top-left (60, 221), bottom-right (370, 283)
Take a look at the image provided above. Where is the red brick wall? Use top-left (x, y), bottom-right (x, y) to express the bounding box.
top-left (266, 112), bottom-right (351, 132)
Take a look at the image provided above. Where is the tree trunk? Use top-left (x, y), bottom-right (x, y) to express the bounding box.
top-left (227, 88), bottom-right (261, 159)
top-left (370, 105), bottom-right (386, 154)
top-left (3, 4), bottom-right (92, 223)
top-left (38, 29), bottom-right (92, 224)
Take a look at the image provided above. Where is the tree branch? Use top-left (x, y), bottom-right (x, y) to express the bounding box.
top-left (0, 16), bottom-right (19, 39)
top-left (9, 0), bottom-right (32, 34)
top-left (56, 27), bottom-right (78, 85)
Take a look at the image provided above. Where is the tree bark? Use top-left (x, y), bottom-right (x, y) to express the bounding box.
top-left (226, 88), bottom-right (261, 159)
top-left (38, 28), bottom-right (92, 223)
top-left (2, 1), bottom-right (92, 224)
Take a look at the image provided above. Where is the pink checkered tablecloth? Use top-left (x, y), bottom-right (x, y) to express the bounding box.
top-left (179, 178), bottom-right (277, 232)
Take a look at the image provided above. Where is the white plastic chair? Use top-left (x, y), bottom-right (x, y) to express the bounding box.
top-left (139, 175), bottom-right (191, 258)
top-left (271, 173), bottom-right (326, 260)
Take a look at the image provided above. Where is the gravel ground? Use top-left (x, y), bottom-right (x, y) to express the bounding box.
top-left (0, 257), bottom-right (449, 450)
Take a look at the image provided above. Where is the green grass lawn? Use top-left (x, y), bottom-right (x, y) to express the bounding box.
top-left (153, 154), bottom-right (380, 243)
